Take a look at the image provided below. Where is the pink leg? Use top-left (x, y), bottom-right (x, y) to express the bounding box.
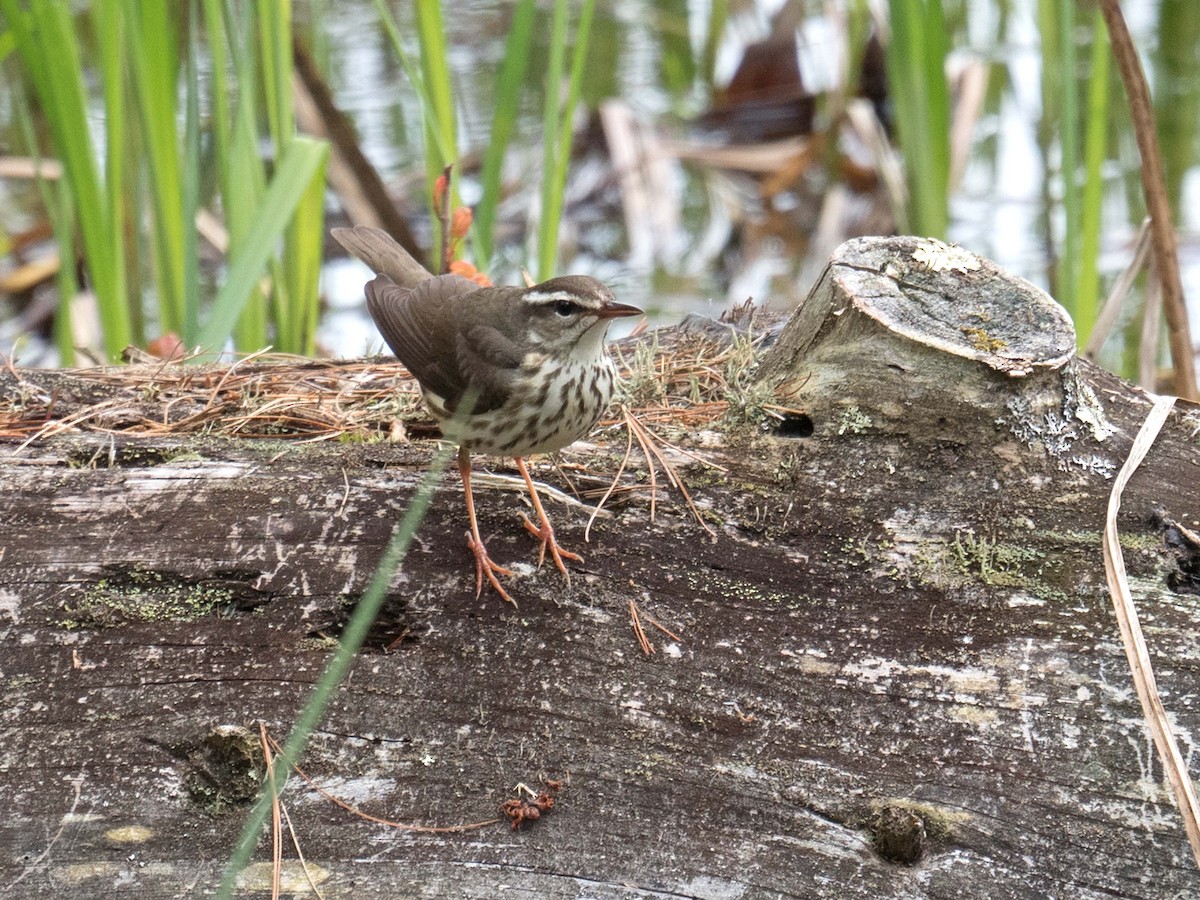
top-left (459, 447), bottom-right (516, 606)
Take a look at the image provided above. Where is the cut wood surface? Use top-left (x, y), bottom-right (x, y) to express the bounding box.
top-left (2, 237), bottom-right (1199, 898)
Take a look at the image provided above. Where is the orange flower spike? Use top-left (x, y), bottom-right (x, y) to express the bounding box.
top-left (451, 206), bottom-right (473, 239)
top-left (432, 173), bottom-right (448, 210)
top-left (147, 332), bottom-right (186, 361)
top-left (449, 259), bottom-right (492, 287)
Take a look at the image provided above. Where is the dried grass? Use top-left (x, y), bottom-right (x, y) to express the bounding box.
top-left (1, 352), bottom-right (424, 443)
top-left (1, 326), bottom-right (788, 533)
top-left (1, 322), bottom-right (783, 447)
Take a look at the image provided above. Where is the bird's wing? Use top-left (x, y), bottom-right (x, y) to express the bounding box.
top-left (366, 273), bottom-right (475, 408)
top-left (455, 308), bottom-right (526, 415)
top-left (365, 274), bottom-right (522, 415)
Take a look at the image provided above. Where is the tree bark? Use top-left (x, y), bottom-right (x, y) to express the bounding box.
top-left (2, 236), bottom-right (1199, 898)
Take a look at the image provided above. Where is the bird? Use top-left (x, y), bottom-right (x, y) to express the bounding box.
top-left (333, 226), bottom-right (642, 605)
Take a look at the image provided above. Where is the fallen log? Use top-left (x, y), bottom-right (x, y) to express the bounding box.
top-left (2, 236), bottom-right (1198, 897)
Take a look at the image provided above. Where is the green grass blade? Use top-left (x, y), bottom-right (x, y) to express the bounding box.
top-left (49, 186), bottom-right (79, 364)
top-left (182, 1), bottom-right (203, 346)
top-left (254, 0), bottom-right (329, 356)
top-left (280, 154), bottom-right (329, 355)
top-left (370, 0), bottom-right (432, 149)
top-left (536, 0), bottom-right (570, 280)
top-left (1, 0), bottom-right (131, 359)
top-left (1154, 0), bottom-right (1200, 220)
top-left (656, 0), bottom-right (696, 97)
top-left (371, 0), bottom-right (456, 267)
top-left (200, 0), bottom-right (233, 202)
top-left (472, 0), bottom-right (537, 269)
top-left (1055, 0), bottom-right (1079, 319)
top-left (92, 0), bottom-right (133, 346)
top-left (127, 1), bottom-right (187, 338)
top-left (1076, 11), bottom-right (1109, 346)
top-left (415, 0), bottom-right (456, 176)
top-left (220, 1), bottom-right (272, 352)
top-left (257, 0), bottom-right (294, 149)
top-left (196, 138), bottom-right (330, 356)
top-left (415, 0), bottom-right (460, 263)
top-left (215, 443), bottom-right (456, 899)
top-left (14, 87), bottom-right (77, 364)
top-left (700, 0), bottom-right (728, 92)
top-left (537, 0), bottom-right (597, 280)
top-left (885, 0), bottom-right (951, 236)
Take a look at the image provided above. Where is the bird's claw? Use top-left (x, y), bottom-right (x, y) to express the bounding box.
top-left (519, 513), bottom-right (583, 582)
top-left (465, 530), bottom-right (516, 606)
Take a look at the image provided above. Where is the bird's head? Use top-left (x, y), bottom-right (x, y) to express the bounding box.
top-left (519, 276), bottom-right (642, 361)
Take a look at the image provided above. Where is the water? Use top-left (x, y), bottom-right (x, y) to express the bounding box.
top-left (312, 0), bottom-right (1199, 376)
top-left (2, 0), bottom-right (1197, 376)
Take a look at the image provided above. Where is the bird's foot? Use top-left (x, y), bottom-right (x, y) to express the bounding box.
top-left (520, 513), bottom-right (583, 583)
top-left (465, 531), bottom-right (517, 606)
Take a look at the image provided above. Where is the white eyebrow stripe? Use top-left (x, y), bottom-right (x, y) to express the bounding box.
top-left (522, 290), bottom-right (578, 305)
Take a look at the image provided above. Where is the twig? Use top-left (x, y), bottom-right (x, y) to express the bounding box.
top-left (1, 333), bottom-right (749, 449)
top-left (472, 469), bottom-right (609, 517)
top-left (258, 723), bottom-right (283, 900)
top-left (585, 416), bottom-right (635, 542)
top-left (279, 805), bottom-right (325, 900)
top-left (438, 163), bottom-right (454, 275)
top-left (629, 598), bottom-right (654, 655)
top-left (1101, 395), bottom-right (1200, 870)
top-left (632, 420), bottom-right (728, 473)
top-left (1083, 218), bottom-right (1152, 361)
top-left (624, 407), bottom-right (718, 539)
top-left (1097, 1), bottom-right (1197, 400)
top-left (624, 408), bottom-right (660, 522)
top-left (201, 346), bottom-right (277, 412)
top-left (643, 614), bottom-right (683, 642)
top-left (337, 467), bottom-right (351, 517)
top-left (267, 735), bottom-right (499, 833)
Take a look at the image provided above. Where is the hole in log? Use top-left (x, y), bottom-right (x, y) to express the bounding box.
top-left (313, 594), bottom-right (422, 653)
top-left (1163, 521), bottom-right (1200, 596)
top-left (176, 725), bottom-right (261, 812)
top-left (774, 413), bottom-right (813, 438)
top-left (871, 805), bottom-right (928, 865)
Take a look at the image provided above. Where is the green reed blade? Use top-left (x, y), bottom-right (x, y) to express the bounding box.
top-left (1076, 11), bottom-right (1110, 346)
top-left (371, 0), bottom-right (456, 267)
top-left (182, 3), bottom-right (202, 347)
top-left (215, 441), bottom-right (456, 900)
top-left (886, 0), bottom-right (951, 237)
top-left (0, 0), bottom-right (131, 359)
top-left (473, 0), bottom-right (537, 270)
top-left (281, 155), bottom-right (329, 355)
top-left (538, 0), bottom-right (597, 280)
top-left (1154, 0), bottom-right (1200, 223)
top-left (14, 87), bottom-right (77, 364)
top-left (127, 1), bottom-right (187, 339)
top-left (196, 138), bottom-right (330, 357)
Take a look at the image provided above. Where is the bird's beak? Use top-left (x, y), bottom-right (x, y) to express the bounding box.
top-left (594, 301), bottom-right (643, 320)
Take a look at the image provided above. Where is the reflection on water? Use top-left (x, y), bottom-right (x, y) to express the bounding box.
top-left (310, 0), bottom-right (1198, 365)
top-left (2, 0), bottom-right (1197, 370)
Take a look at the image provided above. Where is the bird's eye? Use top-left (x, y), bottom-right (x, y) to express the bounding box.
top-left (554, 299), bottom-right (579, 317)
